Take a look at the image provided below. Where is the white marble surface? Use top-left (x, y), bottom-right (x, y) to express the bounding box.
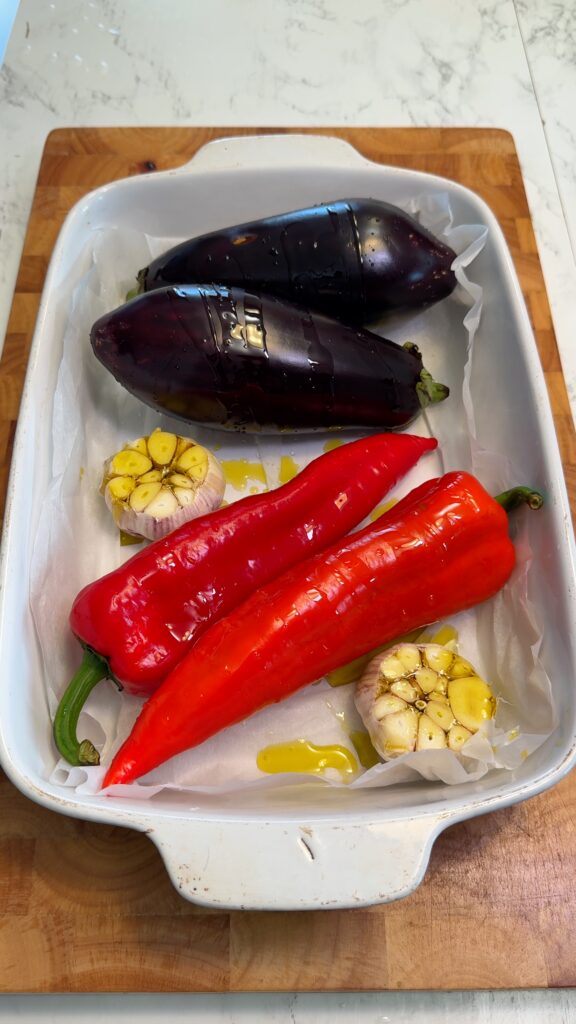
top-left (1, 0), bottom-right (576, 1018)
top-left (0, 990), bottom-right (575, 1022)
top-left (517, 0), bottom-right (576, 255)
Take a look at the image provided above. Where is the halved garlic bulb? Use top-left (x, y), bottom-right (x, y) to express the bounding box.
top-left (355, 641), bottom-right (496, 760)
top-left (101, 428), bottom-right (226, 541)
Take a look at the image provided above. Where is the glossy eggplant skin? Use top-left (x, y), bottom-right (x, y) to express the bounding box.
top-left (91, 285), bottom-right (448, 433)
top-left (137, 199), bottom-right (457, 323)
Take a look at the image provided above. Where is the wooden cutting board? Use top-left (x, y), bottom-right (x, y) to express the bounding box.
top-left (1, 127), bottom-right (575, 993)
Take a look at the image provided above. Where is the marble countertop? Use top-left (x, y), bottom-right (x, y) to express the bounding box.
top-left (1, 0), bottom-right (575, 1018)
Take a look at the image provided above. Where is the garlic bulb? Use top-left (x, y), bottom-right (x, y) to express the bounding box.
top-left (101, 428), bottom-right (226, 541)
top-left (355, 642), bottom-right (496, 760)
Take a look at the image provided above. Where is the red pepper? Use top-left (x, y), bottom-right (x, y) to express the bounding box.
top-left (103, 472), bottom-right (543, 787)
top-left (54, 431), bottom-right (437, 766)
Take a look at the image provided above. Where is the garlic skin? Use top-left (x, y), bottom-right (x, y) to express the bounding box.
top-left (101, 428), bottom-right (226, 541)
top-left (355, 642), bottom-right (496, 761)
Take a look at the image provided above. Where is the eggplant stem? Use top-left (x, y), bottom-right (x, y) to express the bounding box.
top-left (53, 648), bottom-right (109, 767)
top-left (125, 269), bottom-right (147, 302)
top-left (496, 487), bottom-right (544, 512)
top-left (416, 367), bottom-right (450, 408)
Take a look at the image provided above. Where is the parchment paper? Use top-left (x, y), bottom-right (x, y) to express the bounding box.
top-left (29, 194), bottom-right (556, 797)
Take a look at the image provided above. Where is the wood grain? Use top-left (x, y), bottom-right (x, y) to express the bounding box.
top-left (0, 126), bottom-right (575, 993)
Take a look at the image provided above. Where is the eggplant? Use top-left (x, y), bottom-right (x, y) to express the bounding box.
top-left (91, 285), bottom-right (449, 433)
top-left (135, 199), bottom-right (457, 324)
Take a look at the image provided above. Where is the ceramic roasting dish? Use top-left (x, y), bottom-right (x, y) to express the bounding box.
top-left (0, 134), bottom-right (575, 910)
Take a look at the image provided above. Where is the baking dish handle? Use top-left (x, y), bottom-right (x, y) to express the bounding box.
top-left (177, 132), bottom-right (371, 175)
top-left (148, 814), bottom-right (447, 910)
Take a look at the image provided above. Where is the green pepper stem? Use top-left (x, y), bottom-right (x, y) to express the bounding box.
top-left (496, 486), bottom-right (544, 512)
top-left (53, 648), bottom-right (109, 767)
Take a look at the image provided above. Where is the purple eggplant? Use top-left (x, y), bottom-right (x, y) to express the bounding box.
top-left (135, 199), bottom-right (457, 324)
top-left (91, 285), bottom-right (449, 432)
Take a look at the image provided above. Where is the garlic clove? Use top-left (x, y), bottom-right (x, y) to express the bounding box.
top-left (138, 469), bottom-right (163, 484)
top-left (379, 653), bottom-right (406, 681)
top-left (130, 436), bottom-right (150, 456)
top-left (129, 480), bottom-right (163, 512)
top-left (424, 646), bottom-right (454, 674)
top-left (448, 724), bottom-right (473, 751)
top-left (414, 667), bottom-right (439, 693)
top-left (448, 676), bottom-right (496, 733)
top-left (380, 707), bottom-right (418, 756)
top-left (389, 679), bottom-right (421, 703)
top-left (174, 444), bottom-right (209, 482)
top-left (450, 656), bottom-right (476, 678)
top-left (174, 487), bottom-right (196, 507)
top-left (110, 449), bottom-right (152, 477)
top-left (107, 476), bottom-right (135, 501)
top-left (144, 488), bottom-right (180, 518)
top-left (373, 693), bottom-right (408, 720)
top-left (147, 429), bottom-right (178, 466)
top-left (425, 700), bottom-right (454, 731)
top-left (396, 644), bottom-right (422, 674)
top-left (166, 472), bottom-right (193, 489)
top-left (416, 714), bottom-right (447, 750)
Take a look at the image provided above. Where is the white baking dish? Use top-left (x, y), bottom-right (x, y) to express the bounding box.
top-left (1, 134), bottom-right (575, 910)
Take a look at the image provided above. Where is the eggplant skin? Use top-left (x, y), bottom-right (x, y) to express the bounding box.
top-left (137, 199), bottom-right (457, 323)
top-left (91, 285), bottom-right (448, 432)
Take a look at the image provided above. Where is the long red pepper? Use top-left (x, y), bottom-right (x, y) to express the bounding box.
top-left (103, 472), bottom-right (543, 787)
top-left (55, 431), bottom-right (437, 766)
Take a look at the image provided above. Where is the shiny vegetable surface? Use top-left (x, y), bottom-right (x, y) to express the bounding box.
top-left (91, 285), bottom-right (449, 432)
top-left (136, 198), bottom-right (457, 323)
top-left (102, 474), bottom-right (543, 787)
top-left (53, 431), bottom-right (437, 766)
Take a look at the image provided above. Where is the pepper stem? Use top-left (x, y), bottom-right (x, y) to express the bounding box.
top-left (496, 487), bottom-right (544, 512)
top-left (53, 648), bottom-right (109, 767)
